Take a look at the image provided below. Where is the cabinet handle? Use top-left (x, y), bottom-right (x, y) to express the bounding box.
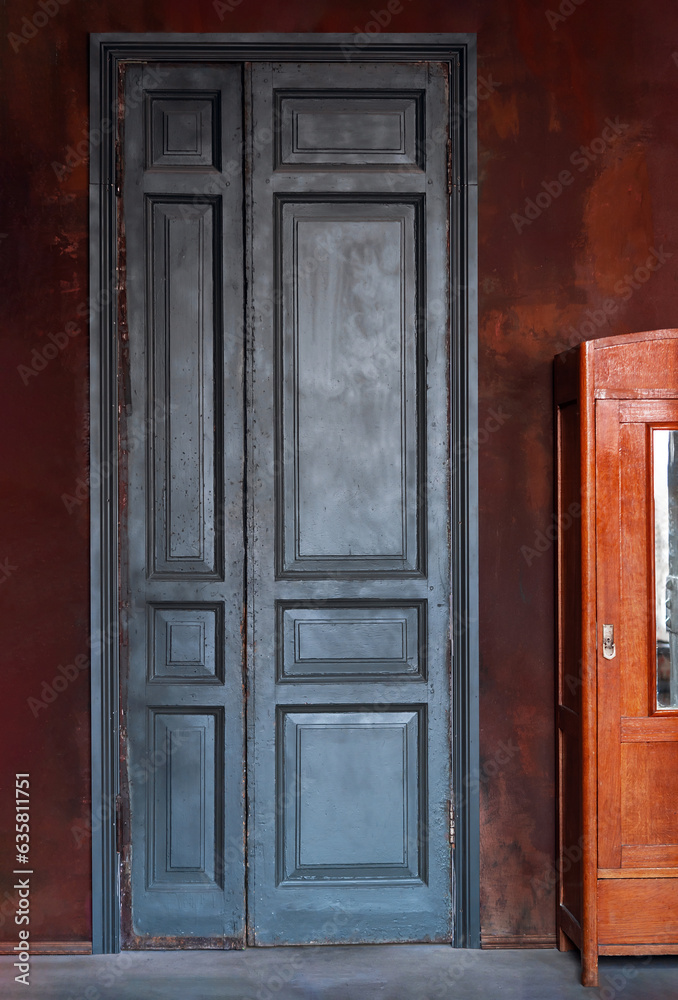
top-left (602, 624), bottom-right (616, 660)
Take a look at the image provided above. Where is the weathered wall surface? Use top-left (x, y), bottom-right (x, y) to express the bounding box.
top-left (1, 0), bottom-right (676, 947)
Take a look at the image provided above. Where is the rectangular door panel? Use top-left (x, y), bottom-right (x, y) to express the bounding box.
top-left (278, 602), bottom-right (425, 681)
top-left (149, 604), bottom-right (224, 684)
top-left (147, 710), bottom-right (223, 888)
top-left (148, 199), bottom-right (222, 579)
top-left (276, 91), bottom-right (425, 168)
top-left (279, 200), bottom-right (422, 576)
top-left (621, 742), bottom-right (678, 847)
top-left (279, 708), bottom-right (425, 883)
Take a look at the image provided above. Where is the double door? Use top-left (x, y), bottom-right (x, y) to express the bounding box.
top-left (120, 59), bottom-right (453, 946)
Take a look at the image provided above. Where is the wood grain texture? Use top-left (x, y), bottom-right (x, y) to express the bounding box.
top-left (599, 867), bottom-right (678, 877)
top-left (579, 342), bottom-right (599, 987)
top-left (557, 332), bottom-right (678, 987)
top-left (594, 398), bottom-right (622, 871)
top-left (598, 879), bottom-right (678, 944)
top-left (594, 335), bottom-right (678, 395)
top-left (621, 716), bottom-right (678, 740)
top-left (622, 846), bottom-right (678, 867)
top-left (621, 743), bottom-right (678, 847)
top-left (555, 391), bottom-right (584, 937)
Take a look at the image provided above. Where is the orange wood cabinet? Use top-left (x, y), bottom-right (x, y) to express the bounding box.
top-left (555, 330), bottom-right (678, 987)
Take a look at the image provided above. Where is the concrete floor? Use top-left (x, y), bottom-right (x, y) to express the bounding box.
top-left (1, 947), bottom-right (678, 1000)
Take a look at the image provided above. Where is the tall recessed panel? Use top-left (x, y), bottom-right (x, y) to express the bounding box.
top-left (278, 709), bottom-right (425, 884)
top-left (149, 200), bottom-right (222, 578)
top-left (148, 711), bottom-right (223, 888)
top-left (279, 201), bottom-right (422, 575)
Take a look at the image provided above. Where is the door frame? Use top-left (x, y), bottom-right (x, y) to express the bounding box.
top-left (89, 31), bottom-right (479, 954)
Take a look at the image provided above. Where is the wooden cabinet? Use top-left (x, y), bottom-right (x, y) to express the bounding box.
top-left (555, 330), bottom-right (678, 986)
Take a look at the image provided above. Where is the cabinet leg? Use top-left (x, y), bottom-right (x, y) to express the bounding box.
top-left (581, 948), bottom-right (599, 988)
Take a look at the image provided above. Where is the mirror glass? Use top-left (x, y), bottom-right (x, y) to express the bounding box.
top-left (654, 428), bottom-right (678, 708)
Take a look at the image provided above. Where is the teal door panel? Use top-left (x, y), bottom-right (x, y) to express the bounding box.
top-left (121, 63), bottom-right (246, 945)
top-left (247, 61), bottom-right (452, 945)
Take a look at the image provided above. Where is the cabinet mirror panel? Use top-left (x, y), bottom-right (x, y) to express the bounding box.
top-left (653, 428), bottom-right (678, 708)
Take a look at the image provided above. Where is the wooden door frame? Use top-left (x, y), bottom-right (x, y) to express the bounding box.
top-left (89, 32), bottom-right (479, 954)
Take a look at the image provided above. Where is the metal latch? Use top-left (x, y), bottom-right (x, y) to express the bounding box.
top-left (602, 624), bottom-right (616, 660)
top-left (448, 800), bottom-right (455, 847)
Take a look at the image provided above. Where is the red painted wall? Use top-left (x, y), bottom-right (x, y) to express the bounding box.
top-left (1, 0), bottom-right (677, 948)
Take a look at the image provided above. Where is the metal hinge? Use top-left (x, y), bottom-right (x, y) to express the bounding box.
top-left (115, 793), bottom-right (123, 852)
top-left (602, 623), bottom-right (616, 660)
top-left (115, 134), bottom-right (122, 198)
top-left (448, 799), bottom-right (456, 847)
top-left (446, 138), bottom-right (453, 195)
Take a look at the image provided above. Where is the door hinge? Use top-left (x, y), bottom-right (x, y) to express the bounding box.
top-left (446, 138), bottom-right (453, 195)
top-left (448, 799), bottom-right (456, 847)
top-left (115, 134), bottom-right (122, 198)
top-left (115, 793), bottom-right (123, 852)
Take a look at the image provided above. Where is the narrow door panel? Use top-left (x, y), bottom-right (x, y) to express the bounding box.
top-left (121, 64), bottom-right (246, 945)
top-left (247, 61), bottom-right (452, 945)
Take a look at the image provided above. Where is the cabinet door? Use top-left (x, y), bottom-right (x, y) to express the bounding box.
top-left (596, 399), bottom-right (678, 872)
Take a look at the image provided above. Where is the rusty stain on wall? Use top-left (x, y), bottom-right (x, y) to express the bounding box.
top-left (1, 0), bottom-right (678, 949)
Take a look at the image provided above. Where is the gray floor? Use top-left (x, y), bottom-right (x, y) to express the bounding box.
top-left (1, 947), bottom-right (678, 1000)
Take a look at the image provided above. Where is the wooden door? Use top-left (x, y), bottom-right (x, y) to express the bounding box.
top-left (596, 399), bottom-right (678, 877)
top-left (121, 64), bottom-right (247, 945)
top-left (120, 59), bottom-right (452, 947)
top-left (246, 61), bottom-right (452, 944)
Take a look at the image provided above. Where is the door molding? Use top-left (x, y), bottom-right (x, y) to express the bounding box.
top-left (89, 31), bottom-right (479, 954)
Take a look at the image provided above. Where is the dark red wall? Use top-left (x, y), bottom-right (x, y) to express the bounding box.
top-left (1, 0), bottom-right (677, 948)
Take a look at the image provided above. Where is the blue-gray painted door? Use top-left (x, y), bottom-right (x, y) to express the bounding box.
top-left (121, 64), bottom-right (247, 945)
top-left (247, 61), bottom-right (452, 945)
top-left (121, 58), bottom-right (452, 947)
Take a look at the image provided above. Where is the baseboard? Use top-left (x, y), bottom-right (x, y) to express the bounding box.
top-left (0, 941), bottom-right (92, 955)
top-left (481, 934), bottom-right (557, 949)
